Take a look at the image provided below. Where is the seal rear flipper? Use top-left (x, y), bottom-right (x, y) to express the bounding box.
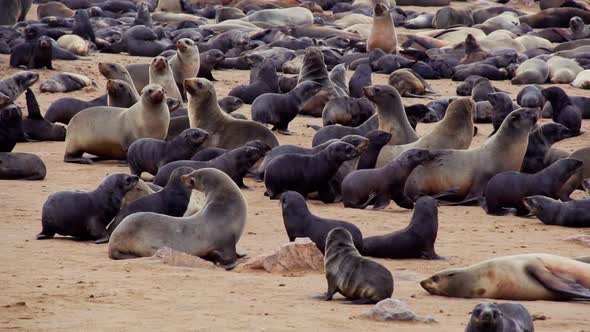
top-left (526, 263), bottom-right (590, 300)
top-left (25, 88), bottom-right (43, 120)
top-left (573, 256), bottom-right (590, 264)
top-left (404, 92), bottom-right (435, 100)
top-left (305, 124), bottom-right (322, 131)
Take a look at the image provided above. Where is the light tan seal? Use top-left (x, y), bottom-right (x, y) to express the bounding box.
top-left (108, 168), bottom-right (246, 270)
top-left (367, 3), bottom-right (398, 54)
top-left (149, 56), bottom-right (183, 104)
top-left (64, 84), bottom-right (170, 164)
top-left (547, 56), bottom-right (583, 84)
top-left (57, 35), bottom-right (90, 56)
top-left (184, 78), bottom-right (279, 149)
top-left (388, 68), bottom-right (436, 98)
top-left (404, 108), bottom-right (538, 201)
top-left (572, 69), bottom-right (590, 89)
top-left (376, 98), bottom-right (475, 167)
top-left (169, 38), bottom-right (200, 95)
top-left (155, 0), bottom-right (182, 12)
top-left (421, 253), bottom-right (590, 300)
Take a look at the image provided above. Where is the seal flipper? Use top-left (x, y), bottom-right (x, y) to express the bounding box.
top-left (25, 88), bottom-right (44, 120)
top-left (526, 263), bottom-right (590, 300)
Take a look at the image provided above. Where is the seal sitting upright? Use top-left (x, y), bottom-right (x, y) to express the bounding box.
top-left (108, 168), bottom-right (247, 269)
top-left (322, 228), bottom-right (394, 304)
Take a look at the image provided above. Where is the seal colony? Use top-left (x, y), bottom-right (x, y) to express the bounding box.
top-left (1, 0), bottom-right (590, 329)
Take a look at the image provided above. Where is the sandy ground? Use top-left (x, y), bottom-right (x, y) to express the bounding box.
top-left (2, 3), bottom-right (590, 331)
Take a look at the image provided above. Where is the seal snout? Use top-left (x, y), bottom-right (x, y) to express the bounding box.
top-left (183, 78), bottom-right (205, 96)
top-left (374, 3), bottom-right (388, 16)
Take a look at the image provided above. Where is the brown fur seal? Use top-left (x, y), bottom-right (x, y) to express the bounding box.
top-left (542, 86), bottom-right (582, 135)
top-left (185, 78), bottom-right (279, 149)
top-left (64, 84), bottom-right (170, 164)
top-left (367, 3), bottom-right (397, 54)
top-left (36, 173), bottom-right (139, 241)
top-left (363, 84), bottom-right (418, 145)
top-left (108, 168), bottom-right (247, 269)
top-left (170, 38), bottom-right (200, 98)
top-left (39, 73), bottom-right (95, 93)
top-left (106, 79), bottom-right (138, 108)
top-left (98, 62), bottom-right (140, 100)
top-left (0, 71), bottom-right (39, 103)
top-left (280, 191), bottom-right (363, 254)
top-left (484, 158), bottom-right (583, 215)
top-left (361, 196), bottom-right (442, 259)
top-left (297, 47), bottom-right (338, 117)
top-left (322, 228), bottom-right (394, 304)
top-left (342, 149), bottom-right (436, 210)
top-left (21, 89), bottom-right (66, 142)
top-left (521, 123), bottom-right (573, 174)
top-left (0, 152), bottom-right (46, 180)
top-left (404, 108), bottom-right (538, 202)
top-left (519, 8), bottom-right (590, 28)
top-left (460, 34), bottom-right (490, 64)
top-left (321, 96), bottom-right (375, 127)
top-left (37, 2), bottom-right (74, 18)
top-left (524, 195), bottom-right (590, 227)
top-left (376, 98), bottom-right (474, 167)
top-left (149, 56), bottom-right (183, 104)
top-left (421, 253), bottom-right (590, 300)
top-left (433, 7), bottom-right (474, 29)
top-left (387, 69), bottom-right (435, 98)
top-left (465, 303), bottom-right (534, 332)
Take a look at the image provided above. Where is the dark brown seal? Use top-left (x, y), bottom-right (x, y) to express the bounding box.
top-left (465, 303), bottom-right (534, 332)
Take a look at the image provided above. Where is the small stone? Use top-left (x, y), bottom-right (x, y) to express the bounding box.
top-left (532, 314), bottom-right (547, 321)
top-left (358, 298), bottom-right (437, 323)
top-left (238, 238), bottom-right (324, 274)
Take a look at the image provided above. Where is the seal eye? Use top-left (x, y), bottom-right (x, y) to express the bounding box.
top-left (473, 309), bottom-right (481, 316)
top-left (432, 276), bottom-right (439, 282)
top-left (448, 273), bottom-right (455, 277)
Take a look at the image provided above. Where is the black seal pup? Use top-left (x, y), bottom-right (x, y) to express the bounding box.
top-left (127, 128), bottom-right (209, 177)
top-left (9, 36), bottom-right (53, 70)
top-left (264, 141), bottom-right (360, 199)
top-left (342, 149), bottom-right (435, 210)
top-left (465, 303), bottom-right (534, 332)
top-left (0, 105), bottom-right (24, 152)
top-left (521, 123), bottom-right (572, 173)
top-left (228, 57), bottom-right (279, 104)
top-left (251, 81), bottom-right (322, 135)
top-left (0, 152), bottom-right (46, 180)
top-left (322, 228), bottom-right (394, 304)
top-left (524, 196), bottom-right (590, 227)
top-left (99, 166), bottom-right (195, 243)
top-left (541, 86), bottom-right (582, 135)
top-left (21, 89), bottom-right (66, 141)
top-left (36, 173), bottom-right (139, 241)
top-left (280, 191), bottom-right (363, 254)
top-left (357, 130), bottom-right (392, 170)
top-left (484, 158), bottom-right (583, 215)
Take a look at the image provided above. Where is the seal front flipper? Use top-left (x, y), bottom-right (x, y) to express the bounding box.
top-left (25, 88), bottom-right (43, 120)
top-left (526, 263), bottom-right (590, 300)
top-left (392, 192), bottom-right (414, 209)
top-left (345, 299), bottom-right (377, 305)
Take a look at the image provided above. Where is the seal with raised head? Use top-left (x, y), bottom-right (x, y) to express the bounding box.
top-left (149, 56), bottom-right (183, 104)
top-left (460, 34), bottom-right (490, 64)
top-left (0, 152), bottom-right (46, 180)
top-left (10, 35), bottom-right (53, 70)
top-left (264, 141), bottom-right (360, 199)
top-left (297, 47), bottom-right (338, 117)
top-left (185, 78), bottom-right (279, 149)
top-left (36, 173), bottom-right (139, 241)
top-left (361, 196), bottom-right (442, 260)
top-left (367, 3), bottom-right (398, 54)
top-left (404, 108), bottom-right (539, 202)
top-left (322, 228), bottom-right (394, 304)
top-left (198, 49), bottom-right (225, 81)
top-left (517, 85), bottom-right (545, 108)
top-left (524, 195), bottom-right (590, 227)
top-left (280, 191), bottom-right (363, 254)
top-left (343, 149), bottom-right (436, 210)
top-left (421, 253), bottom-right (590, 300)
top-left (106, 79), bottom-right (138, 108)
top-left (348, 63), bottom-right (372, 98)
top-left (376, 97), bottom-right (474, 167)
top-left (484, 158), bottom-right (583, 215)
top-left (489, 92), bottom-right (517, 136)
top-left (64, 84), bottom-right (170, 164)
top-left (542, 86), bottom-right (582, 135)
top-left (21, 89), bottom-right (66, 142)
top-left (521, 123), bottom-right (573, 173)
top-left (169, 38), bottom-right (200, 98)
top-left (465, 303), bottom-right (534, 332)
top-left (0, 105), bottom-right (24, 152)
top-left (0, 71), bottom-right (39, 104)
top-left (100, 166), bottom-right (196, 244)
top-left (127, 128), bottom-right (209, 177)
top-left (108, 168), bottom-right (247, 269)
top-left (228, 57), bottom-right (279, 104)
top-left (357, 130), bottom-right (392, 170)
top-left (98, 62), bottom-right (140, 100)
top-left (251, 81), bottom-right (322, 135)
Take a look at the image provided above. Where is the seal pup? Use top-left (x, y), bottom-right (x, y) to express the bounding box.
top-left (361, 196), bottom-right (442, 260)
top-left (57, 35), bottom-right (90, 56)
top-left (357, 130), bottom-right (392, 170)
top-left (388, 69), bottom-right (435, 98)
top-left (367, 3), bottom-right (397, 54)
top-left (342, 149), bottom-right (435, 210)
top-left (0, 71), bottom-right (39, 103)
top-left (404, 108), bottom-right (539, 202)
top-left (100, 166), bottom-right (195, 243)
top-left (39, 73), bottom-right (95, 93)
top-left (525, 195), bottom-right (590, 227)
top-left (264, 141), bottom-right (360, 199)
top-left (517, 85), bottom-right (545, 108)
top-left (10, 36), bottom-right (53, 70)
top-left (522, 123), bottom-right (573, 174)
top-left (489, 92), bottom-right (517, 136)
top-left (108, 168), bottom-right (247, 269)
top-left (542, 87), bottom-right (582, 135)
top-left (228, 57), bottom-right (279, 104)
top-left (0, 105), bottom-right (24, 152)
top-left (36, 173), bottom-right (139, 241)
top-left (98, 62), bottom-right (140, 100)
top-left (22, 89), bottom-right (66, 142)
top-left (460, 34), bottom-right (490, 65)
top-left (64, 84), bottom-right (170, 164)
top-left (280, 191), bottom-right (363, 254)
top-left (376, 98), bottom-right (474, 167)
top-left (322, 228), bottom-right (394, 304)
top-left (106, 79), bottom-right (138, 108)
top-left (349, 63), bottom-right (372, 99)
top-left (311, 115), bottom-right (378, 147)
top-left (421, 253), bottom-right (590, 300)
top-left (149, 56), bottom-right (183, 104)
top-left (198, 49), bottom-right (224, 81)
top-left (0, 152), bottom-right (46, 180)
top-left (484, 158), bottom-right (584, 215)
top-left (185, 78), bottom-right (279, 149)
top-left (251, 81), bottom-right (322, 135)
top-left (127, 128), bottom-right (209, 177)
top-left (363, 84), bottom-right (418, 145)
top-left (465, 303), bottom-right (534, 332)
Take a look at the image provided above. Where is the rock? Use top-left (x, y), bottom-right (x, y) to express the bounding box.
top-left (564, 234), bottom-right (590, 246)
top-left (532, 313), bottom-right (548, 321)
top-left (151, 247), bottom-right (217, 269)
top-left (358, 298), bottom-right (437, 323)
top-left (238, 238), bottom-right (324, 274)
